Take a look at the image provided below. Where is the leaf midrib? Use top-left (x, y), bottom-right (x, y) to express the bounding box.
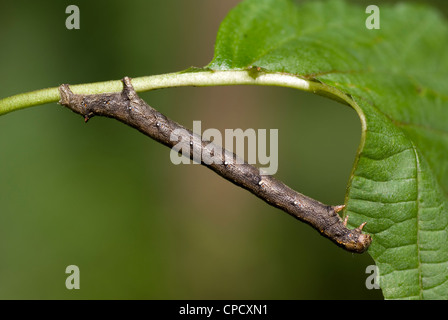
top-left (411, 140), bottom-right (424, 299)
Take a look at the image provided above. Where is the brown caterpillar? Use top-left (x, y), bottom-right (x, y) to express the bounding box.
top-left (59, 77), bottom-right (371, 253)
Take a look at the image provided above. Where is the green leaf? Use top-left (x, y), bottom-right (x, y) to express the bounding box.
top-left (208, 0), bottom-right (448, 299)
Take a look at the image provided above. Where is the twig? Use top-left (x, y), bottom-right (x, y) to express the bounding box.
top-left (58, 77), bottom-right (372, 253)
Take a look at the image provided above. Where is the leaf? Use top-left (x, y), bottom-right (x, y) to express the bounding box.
top-left (208, 0), bottom-right (448, 299)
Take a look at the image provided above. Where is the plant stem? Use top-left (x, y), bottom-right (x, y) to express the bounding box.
top-left (0, 68), bottom-right (353, 116)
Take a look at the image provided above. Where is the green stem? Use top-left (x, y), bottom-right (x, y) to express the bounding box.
top-left (0, 69), bottom-right (355, 116)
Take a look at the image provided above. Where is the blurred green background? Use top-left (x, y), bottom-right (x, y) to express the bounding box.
top-left (0, 0), bottom-right (446, 300)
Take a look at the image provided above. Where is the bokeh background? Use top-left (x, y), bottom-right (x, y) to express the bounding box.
top-left (0, 0), bottom-right (446, 300)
